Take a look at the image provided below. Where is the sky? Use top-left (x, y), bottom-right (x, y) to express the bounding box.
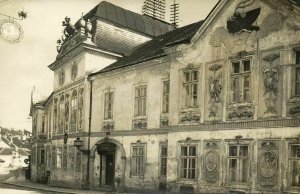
top-left (0, 0), bottom-right (218, 131)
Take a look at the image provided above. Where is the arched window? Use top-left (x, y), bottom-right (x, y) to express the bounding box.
top-left (58, 95), bottom-right (64, 134)
top-left (70, 90), bottom-right (77, 132)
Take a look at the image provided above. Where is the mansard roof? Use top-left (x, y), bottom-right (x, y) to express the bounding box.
top-left (90, 20), bottom-right (204, 75)
top-left (85, 1), bottom-right (174, 37)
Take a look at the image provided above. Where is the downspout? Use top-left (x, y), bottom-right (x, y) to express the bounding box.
top-left (86, 78), bottom-right (93, 189)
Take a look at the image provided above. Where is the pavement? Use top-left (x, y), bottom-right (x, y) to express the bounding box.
top-left (0, 168), bottom-right (119, 194)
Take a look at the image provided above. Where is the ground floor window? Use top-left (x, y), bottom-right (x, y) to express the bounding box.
top-left (290, 144), bottom-right (300, 187)
top-left (160, 144), bottom-right (168, 176)
top-left (227, 144), bottom-right (249, 183)
top-left (131, 144), bottom-right (146, 177)
top-left (180, 145), bottom-right (197, 179)
top-left (57, 147), bottom-right (62, 169)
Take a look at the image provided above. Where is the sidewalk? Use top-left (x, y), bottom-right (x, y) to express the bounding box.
top-left (2, 179), bottom-right (115, 194)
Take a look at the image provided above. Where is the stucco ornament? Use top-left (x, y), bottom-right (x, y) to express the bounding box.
top-left (262, 53), bottom-right (280, 114)
top-left (227, 0), bottom-right (261, 34)
top-left (204, 151), bottom-right (218, 175)
top-left (65, 94), bottom-right (69, 132)
top-left (210, 4), bottom-right (284, 55)
top-left (279, 0), bottom-right (300, 30)
top-left (259, 151), bottom-right (278, 178)
top-left (208, 64), bottom-right (223, 118)
top-left (78, 88), bottom-right (84, 130)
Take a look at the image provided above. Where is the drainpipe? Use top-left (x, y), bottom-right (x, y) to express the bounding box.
top-left (86, 78), bottom-right (93, 189)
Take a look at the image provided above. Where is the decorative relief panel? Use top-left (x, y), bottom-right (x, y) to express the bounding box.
top-left (208, 64), bottom-right (223, 119)
top-left (288, 104), bottom-right (300, 117)
top-left (160, 116), bottom-right (169, 128)
top-left (51, 146), bottom-right (56, 170)
top-left (227, 105), bottom-right (254, 121)
top-left (102, 120), bottom-right (114, 131)
top-left (203, 141), bottom-right (220, 184)
top-left (75, 149), bottom-right (81, 172)
top-left (257, 140), bottom-right (279, 191)
top-left (65, 94), bottom-right (69, 133)
top-left (180, 109), bottom-right (201, 123)
top-left (63, 145), bottom-right (67, 171)
top-left (262, 53), bottom-right (280, 115)
top-left (132, 118), bottom-right (147, 130)
top-left (78, 88), bottom-right (84, 130)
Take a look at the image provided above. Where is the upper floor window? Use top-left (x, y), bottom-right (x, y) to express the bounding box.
top-left (131, 144), bottom-right (146, 177)
top-left (41, 115), bottom-right (45, 133)
top-left (162, 80), bottom-right (170, 113)
top-left (231, 59), bottom-right (251, 103)
top-left (183, 70), bottom-right (198, 108)
top-left (104, 91), bottom-right (114, 120)
top-left (70, 90), bottom-right (77, 132)
top-left (180, 145), bottom-right (197, 179)
top-left (228, 144), bottom-right (249, 183)
top-left (134, 85), bottom-right (147, 116)
top-left (71, 62), bottom-right (78, 81)
top-left (58, 95), bottom-right (64, 134)
top-left (289, 144), bottom-right (300, 187)
top-left (59, 69), bottom-right (65, 86)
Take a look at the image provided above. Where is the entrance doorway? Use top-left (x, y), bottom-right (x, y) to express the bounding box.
top-left (105, 154), bottom-right (114, 186)
top-left (97, 142), bottom-right (116, 188)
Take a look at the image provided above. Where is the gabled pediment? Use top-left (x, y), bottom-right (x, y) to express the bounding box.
top-left (188, 0), bottom-right (300, 55)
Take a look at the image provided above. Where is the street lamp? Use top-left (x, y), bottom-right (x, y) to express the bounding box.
top-left (73, 137), bottom-right (90, 154)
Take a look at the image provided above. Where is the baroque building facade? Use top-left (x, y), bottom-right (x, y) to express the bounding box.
top-left (30, 1), bottom-right (300, 193)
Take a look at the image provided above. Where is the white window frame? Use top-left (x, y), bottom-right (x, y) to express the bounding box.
top-left (230, 58), bottom-right (252, 104)
top-left (182, 69), bottom-right (199, 109)
top-left (130, 143), bottom-right (146, 178)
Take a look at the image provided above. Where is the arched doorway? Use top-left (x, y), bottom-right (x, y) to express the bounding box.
top-left (90, 138), bottom-right (126, 191)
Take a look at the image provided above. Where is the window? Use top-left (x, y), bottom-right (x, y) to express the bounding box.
top-left (58, 95), bottom-right (64, 134)
top-left (104, 91), bottom-right (114, 119)
top-left (41, 115), bottom-right (45, 133)
top-left (162, 81), bottom-right (170, 113)
top-left (231, 59), bottom-right (251, 103)
top-left (70, 90), bottom-right (77, 132)
top-left (48, 112), bottom-right (51, 138)
top-left (131, 145), bottom-right (146, 177)
top-left (53, 99), bottom-right (58, 134)
top-left (180, 145), bottom-right (197, 179)
top-left (57, 147), bottom-right (62, 169)
top-left (68, 146), bottom-right (75, 171)
top-left (59, 69), bottom-right (65, 86)
top-left (71, 63), bottom-right (78, 81)
top-left (228, 145), bottom-right (249, 183)
top-left (183, 70), bottom-right (198, 108)
top-left (40, 149), bottom-right (45, 165)
top-left (296, 51), bottom-right (300, 65)
top-left (160, 144), bottom-right (168, 176)
top-left (134, 85), bottom-right (147, 116)
top-left (289, 144), bottom-right (300, 187)
top-left (295, 67), bottom-right (300, 96)
top-left (46, 146), bottom-right (50, 167)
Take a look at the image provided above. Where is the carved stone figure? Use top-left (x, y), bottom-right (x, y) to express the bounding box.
top-left (208, 64), bottom-right (222, 118)
top-left (262, 53), bottom-right (280, 114)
